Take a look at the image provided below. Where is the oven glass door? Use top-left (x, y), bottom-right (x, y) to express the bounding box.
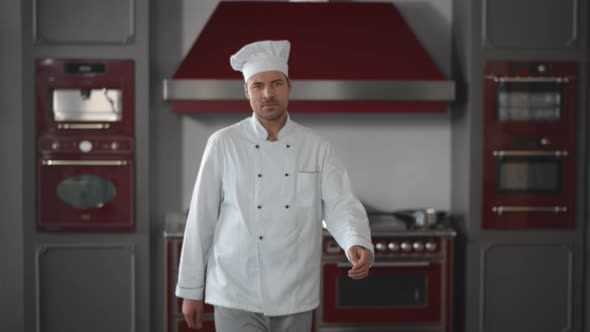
top-left (38, 159), bottom-right (134, 231)
top-left (51, 88), bottom-right (123, 122)
top-left (321, 261), bottom-right (442, 324)
top-left (496, 81), bottom-right (562, 122)
top-left (496, 153), bottom-right (562, 193)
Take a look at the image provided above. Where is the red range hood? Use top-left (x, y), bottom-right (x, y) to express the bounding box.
top-left (164, 1), bottom-right (455, 113)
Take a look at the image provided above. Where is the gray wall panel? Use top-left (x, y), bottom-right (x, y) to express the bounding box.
top-left (0, 0), bottom-right (24, 329)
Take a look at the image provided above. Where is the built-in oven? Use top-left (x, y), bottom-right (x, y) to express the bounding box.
top-left (318, 229), bottom-right (455, 332)
top-left (37, 136), bottom-right (134, 231)
top-left (36, 59), bottom-right (134, 136)
top-left (35, 58), bottom-right (135, 232)
top-left (482, 61), bottom-right (577, 229)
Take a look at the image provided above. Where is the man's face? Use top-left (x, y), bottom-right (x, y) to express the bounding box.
top-left (245, 70), bottom-right (291, 122)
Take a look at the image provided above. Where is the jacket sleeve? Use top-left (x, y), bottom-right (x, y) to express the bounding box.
top-left (319, 141), bottom-right (374, 264)
top-left (175, 135), bottom-right (223, 300)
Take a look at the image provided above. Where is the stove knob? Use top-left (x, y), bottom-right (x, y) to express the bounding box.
top-left (375, 242), bottom-right (387, 252)
top-left (51, 141), bottom-right (60, 151)
top-left (401, 241), bottom-right (412, 252)
top-left (111, 142), bottom-right (120, 151)
top-left (388, 242), bottom-right (400, 252)
top-left (413, 242), bottom-right (424, 252)
top-left (425, 241), bottom-right (437, 252)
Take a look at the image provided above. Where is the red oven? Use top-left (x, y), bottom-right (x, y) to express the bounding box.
top-left (36, 59), bottom-right (135, 231)
top-left (37, 136), bottom-right (134, 231)
top-left (36, 59), bottom-right (134, 136)
top-left (482, 61), bottom-right (577, 229)
top-left (319, 230), bottom-right (455, 332)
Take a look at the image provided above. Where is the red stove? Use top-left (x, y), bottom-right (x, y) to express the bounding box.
top-left (318, 214), bottom-right (455, 332)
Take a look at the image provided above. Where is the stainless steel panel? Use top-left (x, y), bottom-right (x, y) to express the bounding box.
top-left (52, 88), bottom-right (122, 122)
top-left (163, 79), bottom-right (456, 102)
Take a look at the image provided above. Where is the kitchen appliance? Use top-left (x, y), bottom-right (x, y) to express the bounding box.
top-left (393, 208), bottom-right (449, 229)
top-left (163, 1), bottom-right (454, 113)
top-left (318, 214), bottom-right (455, 332)
top-left (37, 136), bottom-right (134, 231)
top-left (36, 59), bottom-right (134, 135)
top-left (482, 61), bottom-right (577, 229)
top-left (36, 59), bottom-right (136, 231)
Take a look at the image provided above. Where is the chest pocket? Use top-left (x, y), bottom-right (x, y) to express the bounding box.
top-left (296, 171), bottom-right (319, 207)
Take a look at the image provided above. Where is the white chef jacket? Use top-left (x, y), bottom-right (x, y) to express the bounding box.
top-left (176, 113), bottom-right (374, 316)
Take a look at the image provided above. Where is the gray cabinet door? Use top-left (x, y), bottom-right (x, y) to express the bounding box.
top-left (482, 243), bottom-right (572, 332)
top-left (482, 0), bottom-right (578, 49)
top-left (36, 244), bottom-right (135, 332)
top-left (34, 0), bottom-right (134, 44)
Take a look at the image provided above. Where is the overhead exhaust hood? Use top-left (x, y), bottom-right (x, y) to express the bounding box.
top-left (163, 1), bottom-right (455, 113)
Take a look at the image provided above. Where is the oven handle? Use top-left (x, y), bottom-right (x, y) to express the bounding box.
top-left (337, 261), bottom-right (431, 268)
top-left (493, 150), bottom-right (568, 158)
top-left (57, 123), bottom-right (111, 130)
top-left (41, 160), bottom-right (129, 166)
top-left (484, 75), bottom-right (574, 83)
top-left (492, 206), bottom-right (568, 215)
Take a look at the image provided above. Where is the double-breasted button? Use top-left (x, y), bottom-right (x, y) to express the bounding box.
top-left (285, 173), bottom-right (289, 177)
top-left (257, 205), bottom-right (262, 209)
top-left (258, 174), bottom-right (262, 178)
top-left (285, 205), bottom-right (290, 209)
top-left (286, 144), bottom-right (291, 148)
top-left (259, 236), bottom-right (264, 240)
top-left (255, 144), bottom-right (260, 149)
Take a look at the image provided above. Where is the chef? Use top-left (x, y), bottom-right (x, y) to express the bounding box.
top-left (176, 40), bottom-right (374, 332)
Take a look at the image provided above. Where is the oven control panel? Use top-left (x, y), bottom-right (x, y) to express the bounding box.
top-left (323, 236), bottom-right (442, 257)
top-left (38, 136), bottom-right (134, 154)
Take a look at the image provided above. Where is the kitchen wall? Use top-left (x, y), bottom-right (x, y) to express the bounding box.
top-left (174, 0), bottom-right (454, 213)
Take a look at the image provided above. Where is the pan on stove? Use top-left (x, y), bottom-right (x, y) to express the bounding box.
top-left (392, 208), bottom-right (449, 229)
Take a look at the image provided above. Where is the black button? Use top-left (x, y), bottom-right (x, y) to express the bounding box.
top-left (285, 205), bottom-right (290, 209)
top-left (285, 173), bottom-right (289, 177)
top-left (286, 144), bottom-right (291, 148)
top-left (259, 236), bottom-right (263, 240)
top-left (258, 174), bottom-right (262, 178)
top-left (255, 144), bottom-right (260, 149)
top-left (257, 205), bottom-right (262, 209)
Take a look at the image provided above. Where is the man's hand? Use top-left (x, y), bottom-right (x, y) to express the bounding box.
top-left (182, 299), bottom-right (204, 330)
top-left (347, 245), bottom-right (371, 279)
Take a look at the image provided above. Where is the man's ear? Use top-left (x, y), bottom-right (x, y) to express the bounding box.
top-left (244, 83), bottom-right (249, 99)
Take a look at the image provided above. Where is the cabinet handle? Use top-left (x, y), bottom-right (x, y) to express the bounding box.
top-left (492, 206), bottom-right (568, 215)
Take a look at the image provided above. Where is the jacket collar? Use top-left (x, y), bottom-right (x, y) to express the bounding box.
top-left (250, 112), bottom-right (294, 141)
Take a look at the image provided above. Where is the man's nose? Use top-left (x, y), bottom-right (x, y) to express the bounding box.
top-left (262, 86), bottom-right (273, 98)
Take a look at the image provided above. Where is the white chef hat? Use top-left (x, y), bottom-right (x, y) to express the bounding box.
top-left (230, 40), bottom-right (290, 82)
